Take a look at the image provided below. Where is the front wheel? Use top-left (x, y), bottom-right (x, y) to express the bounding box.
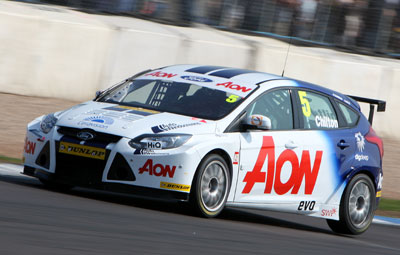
top-left (190, 154), bottom-right (230, 217)
top-left (327, 174), bottom-right (376, 235)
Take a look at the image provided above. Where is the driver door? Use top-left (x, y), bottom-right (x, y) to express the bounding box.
top-left (234, 89), bottom-right (315, 204)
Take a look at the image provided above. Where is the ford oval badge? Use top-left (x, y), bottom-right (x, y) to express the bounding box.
top-left (77, 131), bottom-right (95, 141)
top-left (180, 76), bottom-right (213, 82)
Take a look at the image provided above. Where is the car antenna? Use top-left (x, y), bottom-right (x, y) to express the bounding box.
top-left (281, 34), bottom-right (293, 77)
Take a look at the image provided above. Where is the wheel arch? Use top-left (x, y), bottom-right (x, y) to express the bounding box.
top-left (198, 148), bottom-right (233, 182)
top-left (347, 167), bottom-right (380, 191)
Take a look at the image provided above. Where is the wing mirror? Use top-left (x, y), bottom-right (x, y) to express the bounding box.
top-left (94, 90), bottom-right (102, 100)
top-left (242, 114), bottom-right (272, 130)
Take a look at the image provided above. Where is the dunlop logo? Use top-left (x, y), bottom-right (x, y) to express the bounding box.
top-left (160, 182), bottom-right (190, 192)
top-left (59, 142), bottom-right (106, 160)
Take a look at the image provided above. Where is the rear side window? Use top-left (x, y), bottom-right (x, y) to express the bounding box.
top-left (297, 90), bottom-right (338, 130)
top-left (337, 101), bottom-right (359, 127)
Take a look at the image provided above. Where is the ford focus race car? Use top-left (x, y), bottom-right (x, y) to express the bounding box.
top-left (23, 65), bottom-right (385, 235)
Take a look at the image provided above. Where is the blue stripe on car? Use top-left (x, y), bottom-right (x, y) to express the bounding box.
top-left (185, 66), bottom-right (225, 74)
top-left (209, 69), bottom-right (259, 78)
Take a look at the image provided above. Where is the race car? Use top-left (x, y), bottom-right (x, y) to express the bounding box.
top-left (23, 64), bottom-right (385, 235)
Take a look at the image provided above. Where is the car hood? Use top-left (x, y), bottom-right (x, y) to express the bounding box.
top-left (55, 102), bottom-right (216, 138)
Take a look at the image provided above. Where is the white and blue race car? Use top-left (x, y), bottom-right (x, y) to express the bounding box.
top-left (23, 65), bottom-right (385, 235)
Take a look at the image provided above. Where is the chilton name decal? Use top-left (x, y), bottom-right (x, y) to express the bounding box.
top-left (242, 136), bottom-right (323, 195)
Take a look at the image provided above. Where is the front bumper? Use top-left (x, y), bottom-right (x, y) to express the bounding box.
top-left (23, 124), bottom-right (201, 201)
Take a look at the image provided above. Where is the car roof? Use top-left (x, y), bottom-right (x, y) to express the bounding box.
top-left (157, 65), bottom-right (360, 111)
top-left (159, 64), bottom-right (283, 86)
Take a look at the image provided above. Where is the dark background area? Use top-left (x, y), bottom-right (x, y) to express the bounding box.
top-left (19, 0), bottom-right (400, 58)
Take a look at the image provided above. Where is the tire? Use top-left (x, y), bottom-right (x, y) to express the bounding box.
top-left (327, 174), bottom-right (376, 235)
top-left (190, 154), bottom-right (230, 218)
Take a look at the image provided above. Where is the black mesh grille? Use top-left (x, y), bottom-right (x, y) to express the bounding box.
top-left (55, 141), bottom-right (110, 187)
top-left (107, 153), bottom-right (135, 181)
top-left (57, 126), bottom-right (122, 143)
top-left (35, 141), bottom-right (50, 169)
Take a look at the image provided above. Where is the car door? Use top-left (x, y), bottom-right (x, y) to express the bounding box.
top-left (234, 88), bottom-right (348, 214)
top-left (234, 88), bottom-right (313, 205)
top-left (291, 89), bottom-right (356, 209)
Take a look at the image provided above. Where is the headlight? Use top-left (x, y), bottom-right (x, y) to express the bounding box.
top-left (40, 113), bottom-right (58, 134)
top-left (129, 134), bottom-right (192, 150)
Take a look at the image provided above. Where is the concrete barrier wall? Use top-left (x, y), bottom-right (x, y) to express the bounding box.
top-left (0, 2), bottom-right (399, 139)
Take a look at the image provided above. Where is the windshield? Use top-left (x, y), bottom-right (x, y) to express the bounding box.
top-left (97, 79), bottom-right (246, 120)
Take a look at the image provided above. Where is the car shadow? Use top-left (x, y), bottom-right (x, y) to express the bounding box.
top-left (0, 173), bottom-right (336, 236)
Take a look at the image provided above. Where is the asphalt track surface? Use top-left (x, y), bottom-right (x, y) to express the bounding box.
top-left (1, 168), bottom-right (399, 255)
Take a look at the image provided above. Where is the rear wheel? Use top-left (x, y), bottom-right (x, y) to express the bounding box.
top-left (327, 174), bottom-right (375, 235)
top-left (190, 154), bottom-right (230, 217)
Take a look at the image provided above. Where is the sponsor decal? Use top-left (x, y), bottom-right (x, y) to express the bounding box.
top-left (145, 71), bottom-right (177, 78)
top-left (355, 132), bottom-right (365, 152)
top-left (315, 116), bottom-right (338, 128)
top-left (354, 132), bottom-right (368, 161)
top-left (298, 201), bottom-right (316, 211)
top-left (181, 75), bottom-right (213, 82)
top-left (233, 152), bottom-right (239, 165)
top-left (378, 173), bottom-right (383, 190)
top-left (376, 191), bottom-right (382, 197)
top-left (160, 182), bottom-right (190, 192)
top-left (151, 122), bottom-right (201, 134)
top-left (355, 154), bottom-right (369, 161)
top-left (59, 141), bottom-right (106, 160)
top-left (139, 159), bottom-right (176, 178)
top-left (216, 82), bottom-right (252, 93)
top-left (133, 149), bottom-right (168, 155)
top-left (251, 115), bottom-right (263, 126)
top-left (191, 117), bottom-right (207, 123)
top-left (24, 137), bottom-right (36, 155)
top-left (78, 116), bottom-right (114, 129)
top-left (321, 208), bottom-right (337, 217)
top-left (242, 136), bottom-right (323, 195)
top-left (146, 141), bottom-right (162, 149)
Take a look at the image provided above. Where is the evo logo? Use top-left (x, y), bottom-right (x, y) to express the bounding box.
top-left (298, 201), bottom-right (316, 211)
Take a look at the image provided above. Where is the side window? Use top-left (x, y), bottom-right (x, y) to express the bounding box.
top-left (337, 101), bottom-right (359, 127)
top-left (247, 89), bottom-right (293, 130)
top-left (297, 90), bottom-right (338, 130)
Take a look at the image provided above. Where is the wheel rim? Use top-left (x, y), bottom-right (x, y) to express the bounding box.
top-left (200, 160), bottom-right (228, 212)
top-left (348, 180), bottom-right (371, 227)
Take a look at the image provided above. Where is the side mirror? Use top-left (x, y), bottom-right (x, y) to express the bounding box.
top-left (94, 90), bottom-right (102, 100)
top-left (243, 114), bottom-right (272, 130)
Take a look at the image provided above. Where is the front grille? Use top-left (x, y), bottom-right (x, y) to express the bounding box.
top-left (55, 141), bottom-right (110, 187)
top-left (57, 126), bottom-right (122, 143)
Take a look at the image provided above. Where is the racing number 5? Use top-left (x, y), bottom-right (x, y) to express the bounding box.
top-left (298, 91), bottom-right (311, 117)
top-left (226, 94), bottom-right (240, 103)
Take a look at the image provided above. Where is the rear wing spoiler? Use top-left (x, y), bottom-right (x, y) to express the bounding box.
top-left (347, 95), bottom-right (386, 125)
